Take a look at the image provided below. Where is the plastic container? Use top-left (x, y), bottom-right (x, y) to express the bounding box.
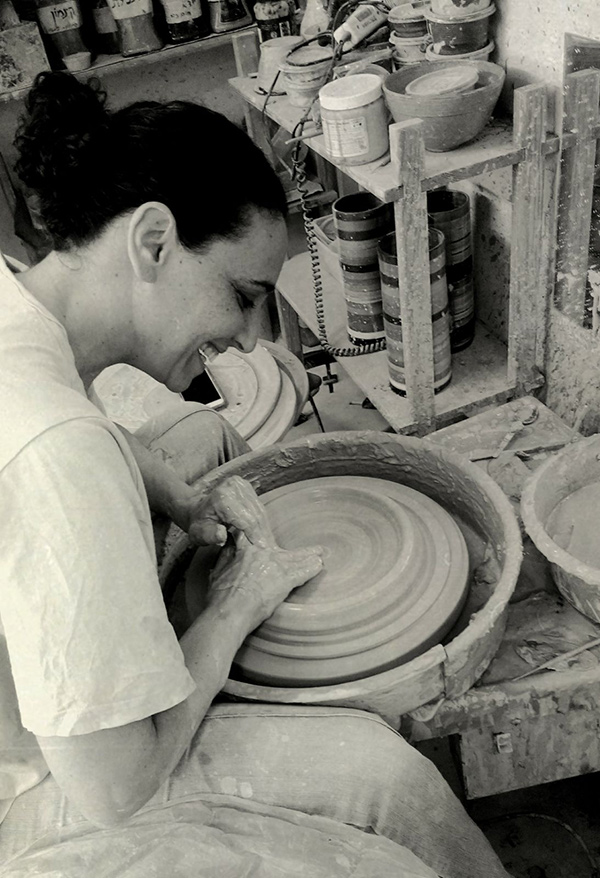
top-left (278, 44), bottom-right (333, 107)
top-left (320, 73), bottom-right (389, 165)
top-left (426, 38), bottom-right (494, 61)
top-left (35, 0), bottom-right (92, 70)
top-left (207, 0), bottom-right (252, 33)
top-left (254, 0), bottom-right (293, 42)
top-left (379, 228), bottom-right (452, 394)
top-left (256, 34), bottom-right (303, 93)
top-left (387, 4), bottom-right (427, 37)
top-left (389, 30), bottom-right (430, 64)
top-left (424, 3), bottom-right (494, 53)
top-left (92, 0), bottom-right (120, 53)
top-left (427, 188), bottom-right (475, 350)
top-left (107, 0), bottom-right (163, 54)
top-left (431, 0), bottom-right (491, 18)
top-left (160, 0), bottom-right (210, 42)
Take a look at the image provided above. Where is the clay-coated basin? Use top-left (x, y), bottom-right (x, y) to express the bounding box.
top-left (383, 60), bottom-right (505, 151)
top-left (160, 432), bottom-right (522, 724)
top-left (521, 435), bottom-right (600, 623)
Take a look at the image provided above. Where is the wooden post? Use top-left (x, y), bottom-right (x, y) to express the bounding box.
top-left (390, 121), bottom-right (436, 433)
top-left (555, 69), bottom-right (600, 323)
top-left (232, 30), bottom-right (267, 152)
top-left (507, 84), bottom-right (547, 393)
top-left (275, 289), bottom-right (303, 361)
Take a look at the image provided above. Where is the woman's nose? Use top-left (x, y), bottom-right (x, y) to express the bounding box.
top-left (233, 312), bottom-right (261, 353)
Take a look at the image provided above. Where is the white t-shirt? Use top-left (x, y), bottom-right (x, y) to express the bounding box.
top-left (0, 255), bottom-right (196, 822)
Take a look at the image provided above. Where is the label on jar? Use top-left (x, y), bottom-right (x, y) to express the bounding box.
top-left (92, 6), bottom-right (118, 32)
top-left (37, 1), bottom-right (81, 34)
top-left (323, 115), bottom-right (369, 159)
top-left (107, 0), bottom-right (152, 20)
top-left (162, 0), bottom-right (201, 23)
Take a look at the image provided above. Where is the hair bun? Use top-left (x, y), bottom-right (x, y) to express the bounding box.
top-left (14, 72), bottom-right (109, 197)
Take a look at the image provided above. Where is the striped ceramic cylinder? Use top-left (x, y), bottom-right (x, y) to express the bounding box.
top-left (332, 192), bottom-right (393, 345)
top-left (427, 188), bottom-right (474, 351)
top-left (378, 229), bottom-right (452, 395)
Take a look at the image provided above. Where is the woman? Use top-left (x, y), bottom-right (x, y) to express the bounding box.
top-left (0, 72), bottom-right (510, 877)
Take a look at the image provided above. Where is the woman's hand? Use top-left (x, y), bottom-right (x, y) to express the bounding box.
top-left (207, 531), bottom-right (324, 632)
top-left (186, 475), bottom-right (276, 548)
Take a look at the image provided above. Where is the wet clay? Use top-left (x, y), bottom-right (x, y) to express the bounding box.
top-left (546, 482), bottom-right (600, 569)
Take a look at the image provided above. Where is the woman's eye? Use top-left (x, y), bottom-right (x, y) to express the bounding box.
top-left (235, 290), bottom-right (254, 311)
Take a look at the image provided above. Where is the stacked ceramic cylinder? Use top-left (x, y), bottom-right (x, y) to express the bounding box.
top-left (387, 3), bottom-right (430, 70)
top-left (332, 193), bottom-right (393, 346)
top-left (427, 188), bottom-right (474, 351)
top-left (378, 229), bottom-right (452, 395)
top-left (423, 0), bottom-right (495, 64)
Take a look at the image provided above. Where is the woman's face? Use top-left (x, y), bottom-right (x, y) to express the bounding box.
top-left (134, 209), bottom-right (288, 393)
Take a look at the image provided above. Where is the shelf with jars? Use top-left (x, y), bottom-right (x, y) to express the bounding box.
top-left (229, 29), bottom-right (563, 435)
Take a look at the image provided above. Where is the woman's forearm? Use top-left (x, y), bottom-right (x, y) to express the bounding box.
top-left (117, 426), bottom-right (194, 532)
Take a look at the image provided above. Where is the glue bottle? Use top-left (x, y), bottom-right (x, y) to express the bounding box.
top-left (333, 3), bottom-right (388, 49)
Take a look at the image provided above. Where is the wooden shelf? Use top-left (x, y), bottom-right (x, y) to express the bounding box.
top-left (0, 25), bottom-right (255, 104)
top-left (277, 253), bottom-right (542, 434)
top-left (230, 75), bottom-right (539, 202)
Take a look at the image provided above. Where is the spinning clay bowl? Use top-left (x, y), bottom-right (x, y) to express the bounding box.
top-left (521, 435), bottom-right (600, 624)
top-left (160, 432), bottom-right (522, 724)
top-left (383, 60), bottom-right (505, 151)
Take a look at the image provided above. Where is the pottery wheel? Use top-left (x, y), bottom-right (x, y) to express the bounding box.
top-left (230, 476), bottom-right (470, 687)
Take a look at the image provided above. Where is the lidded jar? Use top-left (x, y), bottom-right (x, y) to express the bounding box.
top-left (319, 73), bottom-right (389, 165)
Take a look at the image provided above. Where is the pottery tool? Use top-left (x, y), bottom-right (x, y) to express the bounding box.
top-left (468, 404), bottom-right (539, 461)
top-left (510, 635), bottom-right (600, 682)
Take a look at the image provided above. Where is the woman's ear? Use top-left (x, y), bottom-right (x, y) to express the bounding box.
top-left (127, 202), bottom-right (177, 283)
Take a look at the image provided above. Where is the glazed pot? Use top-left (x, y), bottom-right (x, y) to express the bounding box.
top-left (159, 431), bottom-right (522, 725)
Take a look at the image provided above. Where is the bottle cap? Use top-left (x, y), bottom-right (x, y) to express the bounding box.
top-left (319, 73), bottom-right (382, 110)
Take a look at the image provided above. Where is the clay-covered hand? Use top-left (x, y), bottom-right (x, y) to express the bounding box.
top-left (207, 531), bottom-right (324, 631)
top-left (186, 475), bottom-right (276, 548)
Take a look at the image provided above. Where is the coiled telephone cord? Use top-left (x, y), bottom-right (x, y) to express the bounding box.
top-left (291, 147), bottom-right (387, 358)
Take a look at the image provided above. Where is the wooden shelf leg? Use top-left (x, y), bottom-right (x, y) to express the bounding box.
top-left (555, 68), bottom-right (600, 323)
top-left (507, 83), bottom-right (548, 393)
top-left (390, 120), bottom-right (436, 434)
top-left (275, 288), bottom-right (303, 361)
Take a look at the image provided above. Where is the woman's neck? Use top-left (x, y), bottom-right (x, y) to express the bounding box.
top-left (18, 244), bottom-right (135, 389)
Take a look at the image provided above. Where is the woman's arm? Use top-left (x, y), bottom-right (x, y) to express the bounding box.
top-left (35, 538), bottom-right (323, 827)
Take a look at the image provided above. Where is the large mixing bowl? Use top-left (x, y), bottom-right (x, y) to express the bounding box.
top-left (160, 431), bottom-right (522, 725)
top-left (383, 60), bottom-right (505, 151)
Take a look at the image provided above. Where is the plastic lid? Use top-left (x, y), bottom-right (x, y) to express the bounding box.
top-left (424, 1), bottom-right (495, 21)
top-left (319, 73), bottom-right (383, 110)
top-left (405, 65), bottom-right (479, 95)
top-left (388, 5), bottom-right (426, 23)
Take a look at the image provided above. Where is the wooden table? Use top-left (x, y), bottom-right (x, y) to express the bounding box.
top-left (401, 397), bottom-right (600, 800)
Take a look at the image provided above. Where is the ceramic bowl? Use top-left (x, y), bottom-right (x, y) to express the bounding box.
top-left (521, 435), bottom-right (600, 623)
top-left (382, 60), bottom-right (505, 151)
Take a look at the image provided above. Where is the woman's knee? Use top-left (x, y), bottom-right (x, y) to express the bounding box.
top-left (135, 404), bottom-right (249, 483)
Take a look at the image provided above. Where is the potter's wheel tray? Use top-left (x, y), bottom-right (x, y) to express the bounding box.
top-left (233, 476), bottom-right (470, 687)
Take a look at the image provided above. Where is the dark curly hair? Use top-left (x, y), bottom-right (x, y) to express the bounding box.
top-left (14, 72), bottom-right (287, 252)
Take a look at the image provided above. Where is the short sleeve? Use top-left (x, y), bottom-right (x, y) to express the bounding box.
top-left (0, 418), bottom-right (196, 737)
